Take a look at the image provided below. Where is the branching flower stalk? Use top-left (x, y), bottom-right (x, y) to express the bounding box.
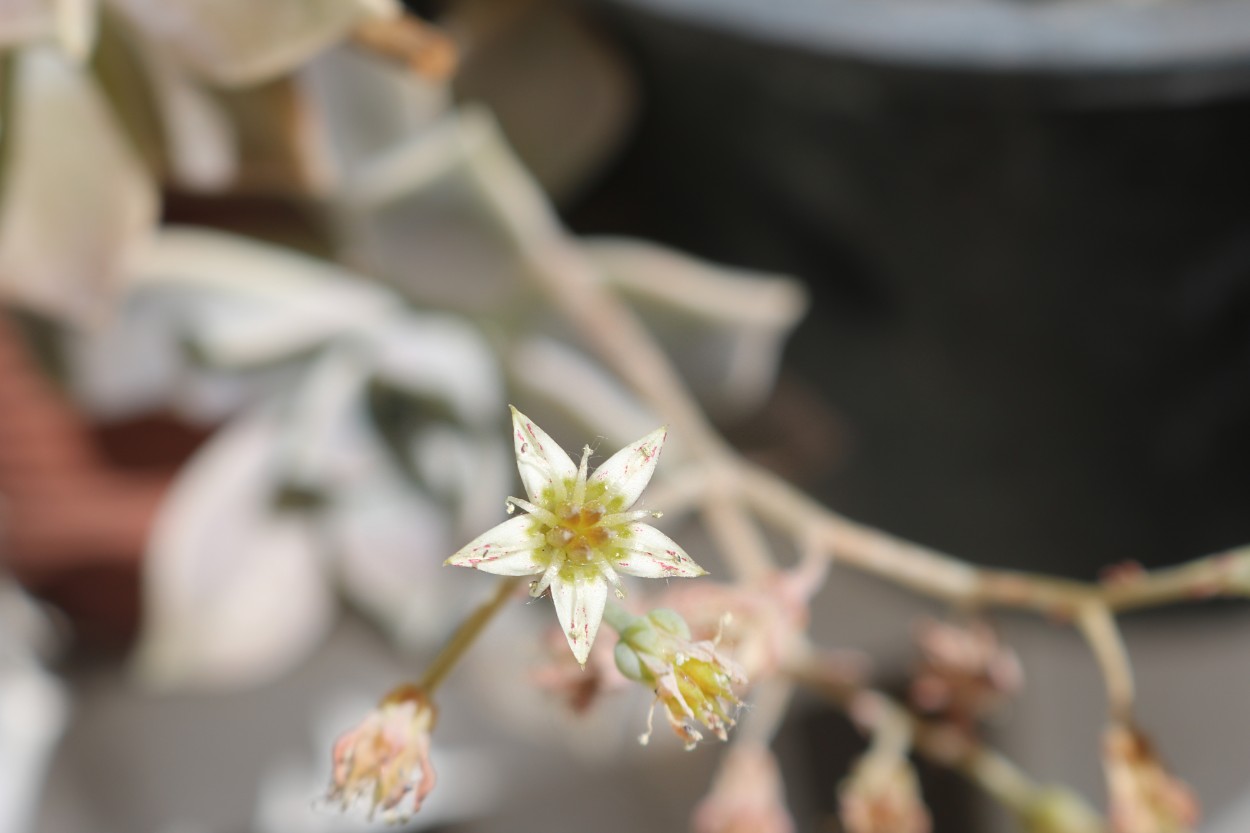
top-left (791, 646), bottom-right (1107, 833)
top-left (447, 129), bottom-right (1229, 828)
top-left (463, 137), bottom-right (1158, 710)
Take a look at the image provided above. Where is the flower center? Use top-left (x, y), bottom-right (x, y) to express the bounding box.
top-left (545, 502), bottom-right (610, 564)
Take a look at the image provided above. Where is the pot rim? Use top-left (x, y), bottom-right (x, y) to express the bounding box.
top-left (605, 0), bottom-right (1250, 76)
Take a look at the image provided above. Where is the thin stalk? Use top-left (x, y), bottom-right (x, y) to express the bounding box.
top-left (419, 576), bottom-right (521, 694)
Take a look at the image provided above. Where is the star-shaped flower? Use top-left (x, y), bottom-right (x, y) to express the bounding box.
top-left (447, 407), bottom-right (706, 665)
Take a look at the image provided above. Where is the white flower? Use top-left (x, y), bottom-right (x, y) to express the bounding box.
top-left (447, 408), bottom-right (706, 666)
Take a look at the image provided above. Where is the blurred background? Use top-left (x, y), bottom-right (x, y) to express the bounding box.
top-left (3, 0), bottom-right (1250, 831)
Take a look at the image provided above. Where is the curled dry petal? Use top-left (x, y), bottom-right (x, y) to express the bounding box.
top-left (327, 685), bottom-right (438, 822)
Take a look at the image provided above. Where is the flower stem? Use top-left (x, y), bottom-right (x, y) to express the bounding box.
top-left (602, 601), bottom-right (636, 634)
top-left (419, 576), bottom-right (521, 694)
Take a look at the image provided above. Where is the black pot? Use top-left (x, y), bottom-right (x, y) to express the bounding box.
top-left (570, 0), bottom-right (1250, 576)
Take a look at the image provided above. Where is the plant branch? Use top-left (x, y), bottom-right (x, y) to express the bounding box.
top-left (465, 123), bottom-right (1250, 724)
top-left (789, 648), bottom-right (1099, 825)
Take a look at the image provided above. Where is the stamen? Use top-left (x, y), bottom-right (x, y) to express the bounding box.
top-left (602, 509), bottom-right (658, 526)
top-left (506, 496), bottom-right (561, 527)
top-left (530, 560), bottom-right (561, 598)
top-left (600, 563), bottom-right (625, 599)
top-left (573, 445), bottom-right (591, 507)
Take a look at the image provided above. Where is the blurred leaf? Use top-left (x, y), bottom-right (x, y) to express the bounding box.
top-left (126, 227), bottom-right (397, 367)
top-left (89, 6), bottom-right (166, 176)
top-left (133, 407), bottom-right (336, 691)
top-left (0, 46), bottom-right (157, 322)
top-left (363, 313), bottom-right (502, 425)
top-left (301, 43), bottom-right (447, 182)
top-left (108, 0), bottom-right (398, 87)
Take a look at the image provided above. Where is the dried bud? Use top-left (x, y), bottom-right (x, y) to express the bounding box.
top-left (839, 749), bottom-right (932, 833)
top-left (692, 743), bottom-right (795, 833)
top-left (909, 618), bottom-right (1022, 726)
top-left (613, 608), bottom-right (747, 749)
top-left (326, 684), bottom-right (438, 822)
top-left (1103, 723), bottom-right (1199, 833)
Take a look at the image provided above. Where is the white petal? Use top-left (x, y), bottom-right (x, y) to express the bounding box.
top-left (613, 523), bottom-right (706, 579)
top-left (445, 515), bottom-right (545, 577)
top-left (550, 573), bottom-right (608, 666)
top-left (110, 0), bottom-right (398, 87)
top-left (589, 425), bottom-right (666, 510)
top-left (511, 406), bottom-right (576, 504)
top-left (0, 47), bottom-right (158, 322)
top-left (132, 407), bottom-right (335, 691)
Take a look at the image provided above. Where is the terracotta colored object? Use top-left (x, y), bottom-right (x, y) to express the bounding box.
top-left (0, 315), bottom-right (180, 647)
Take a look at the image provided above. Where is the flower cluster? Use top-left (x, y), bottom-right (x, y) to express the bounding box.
top-left (447, 408), bottom-right (706, 665)
top-left (612, 608), bottom-right (746, 749)
top-left (326, 684), bottom-right (438, 823)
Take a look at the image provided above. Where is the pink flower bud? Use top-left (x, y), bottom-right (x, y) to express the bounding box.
top-left (326, 684), bottom-right (438, 822)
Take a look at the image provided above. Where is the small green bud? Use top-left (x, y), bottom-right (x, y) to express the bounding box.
top-left (646, 608), bottom-right (692, 639)
top-left (614, 641), bottom-right (646, 683)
